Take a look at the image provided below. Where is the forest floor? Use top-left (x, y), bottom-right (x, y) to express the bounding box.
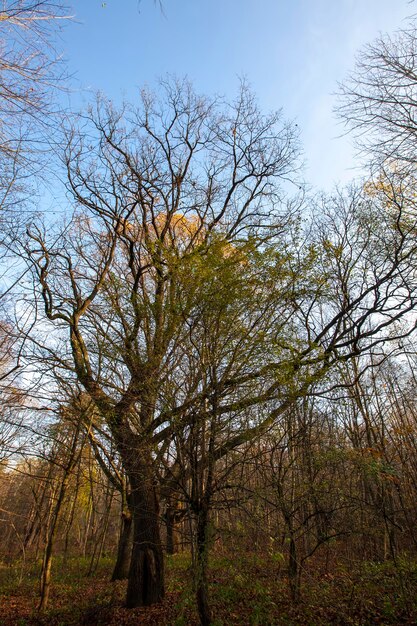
top-left (0, 550), bottom-right (416, 625)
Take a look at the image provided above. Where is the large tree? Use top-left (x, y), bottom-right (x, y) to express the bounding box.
top-left (25, 79), bottom-right (301, 607)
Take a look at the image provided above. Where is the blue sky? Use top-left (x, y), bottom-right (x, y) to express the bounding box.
top-left (61, 0), bottom-right (414, 190)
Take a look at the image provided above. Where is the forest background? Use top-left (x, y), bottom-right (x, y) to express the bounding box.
top-left (1, 1), bottom-right (417, 625)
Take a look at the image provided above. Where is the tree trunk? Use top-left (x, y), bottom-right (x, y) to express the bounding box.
top-left (165, 500), bottom-right (184, 555)
top-left (39, 424), bottom-right (81, 611)
top-left (88, 482), bottom-right (114, 576)
top-left (288, 535), bottom-right (300, 603)
top-left (113, 416), bottom-right (165, 607)
top-left (166, 512), bottom-right (177, 555)
top-left (195, 507), bottom-right (212, 626)
top-left (63, 490), bottom-right (78, 564)
top-left (112, 507), bottom-right (133, 580)
top-left (125, 467), bottom-right (164, 607)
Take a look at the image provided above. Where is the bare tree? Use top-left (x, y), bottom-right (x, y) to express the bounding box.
top-left (24, 78), bottom-right (301, 608)
top-left (337, 19), bottom-right (417, 174)
top-left (0, 1), bottom-right (71, 159)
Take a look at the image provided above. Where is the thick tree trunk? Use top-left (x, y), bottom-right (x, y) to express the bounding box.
top-left (125, 468), bottom-right (165, 607)
top-left (113, 412), bottom-right (165, 607)
top-left (112, 508), bottom-right (133, 580)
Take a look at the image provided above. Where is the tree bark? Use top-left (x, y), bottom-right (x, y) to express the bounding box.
top-left (112, 506), bottom-right (133, 580)
top-left (166, 512), bottom-right (178, 555)
top-left (288, 535), bottom-right (300, 603)
top-left (125, 463), bottom-right (164, 607)
top-left (165, 499), bottom-right (184, 555)
top-left (195, 507), bottom-right (212, 626)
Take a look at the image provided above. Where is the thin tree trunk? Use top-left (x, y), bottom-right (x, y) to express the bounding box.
top-left (88, 481), bottom-right (114, 576)
top-left (63, 487), bottom-right (78, 564)
top-left (39, 424), bottom-right (82, 611)
top-left (165, 499), bottom-right (184, 555)
top-left (193, 401), bottom-right (217, 626)
top-left (195, 506), bottom-right (212, 626)
top-left (288, 534), bottom-right (300, 603)
top-left (82, 496), bottom-right (92, 558)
